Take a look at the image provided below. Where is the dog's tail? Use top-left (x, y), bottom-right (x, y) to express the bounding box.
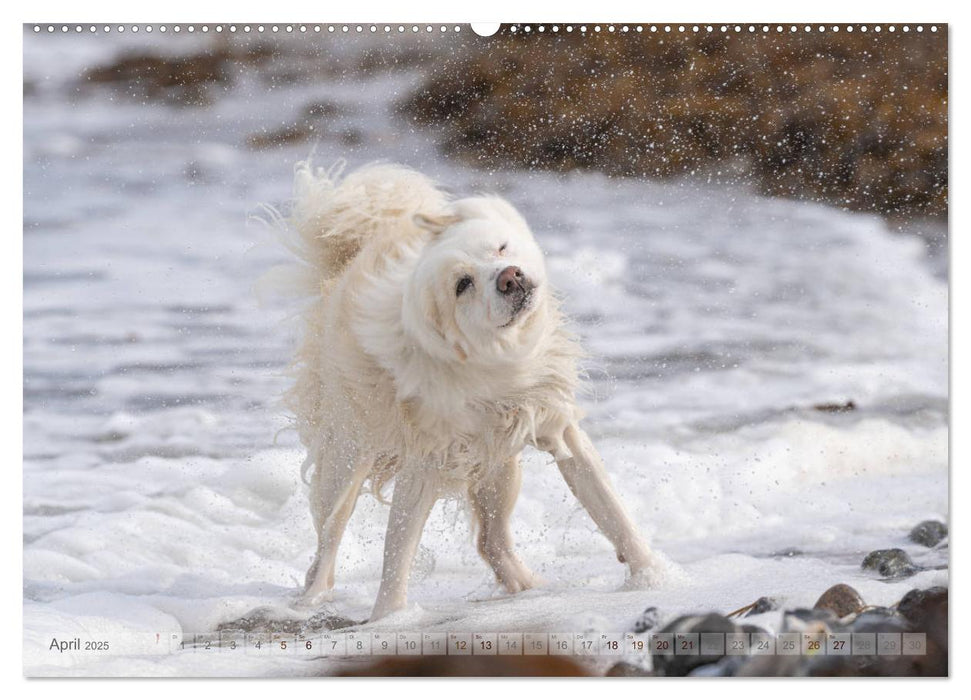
top-left (287, 159), bottom-right (448, 284)
top-left (260, 160), bottom-right (448, 484)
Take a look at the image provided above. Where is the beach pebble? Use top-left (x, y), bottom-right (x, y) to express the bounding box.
top-left (216, 607), bottom-right (356, 634)
top-left (861, 548), bottom-right (920, 579)
top-left (908, 520), bottom-right (947, 547)
top-left (745, 596), bottom-right (778, 617)
top-left (652, 613), bottom-right (738, 677)
top-left (814, 583), bottom-right (865, 618)
top-left (848, 608), bottom-right (908, 633)
top-left (896, 586), bottom-right (948, 628)
top-left (632, 606), bottom-right (660, 633)
top-left (895, 587), bottom-right (948, 676)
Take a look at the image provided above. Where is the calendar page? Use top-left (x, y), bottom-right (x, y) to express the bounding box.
top-left (22, 21), bottom-right (948, 678)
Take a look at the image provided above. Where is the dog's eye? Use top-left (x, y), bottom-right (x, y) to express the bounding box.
top-left (498, 243), bottom-right (507, 253)
top-left (455, 275), bottom-right (474, 296)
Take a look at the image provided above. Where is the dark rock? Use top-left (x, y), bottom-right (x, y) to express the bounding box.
top-left (305, 610), bottom-right (357, 631)
top-left (734, 588), bottom-right (948, 676)
top-left (745, 596), bottom-right (778, 617)
top-left (814, 583), bottom-right (865, 618)
top-left (848, 609), bottom-right (909, 633)
top-left (216, 606), bottom-right (357, 635)
top-left (804, 654), bottom-right (933, 677)
top-left (896, 587), bottom-right (948, 629)
top-left (812, 592), bottom-right (946, 677)
top-left (812, 400), bottom-right (856, 413)
top-left (727, 596), bottom-right (777, 618)
top-left (652, 613), bottom-right (738, 677)
top-left (908, 520), bottom-right (948, 548)
top-left (632, 606), bottom-right (660, 633)
top-left (896, 587), bottom-right (948, 676)
top-left (605, 661), bottom-right (651, 677)
top-left (861, 548), bottom-right (920, 579)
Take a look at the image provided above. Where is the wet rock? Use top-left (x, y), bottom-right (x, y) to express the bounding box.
top-left (727, 596), bottom-right (777, 618)
top-left (812, 400), bottom-right (856, 413)
top-left (896, 587), bottom-right (948, 629)
top-left (896, 587), bottom-right (948, 676)
top-left (304, 610), bottom-right (357, 632)
top-left (908, 520), bottom-right (948, 548)
top-left (745, 596), bottom-right (778, 617)
top-left (216, 606), bottom-right (357, 635)
top-left (861, 548), bottom-right (920, 579)
top-left (814, 583), bottom-right (865, 618)
top-left (632, 606), bottom-right (660, 633)
top-left (804, 653), bottom-right (932, 677)
top-left (652, 613), bottom-right (738, 677)
top-left (605, 661), bottom-right (651, 677)
top-left (730, 588), bottom-right (948, 676)
top-left (848, 608), bottom-right (909, 633)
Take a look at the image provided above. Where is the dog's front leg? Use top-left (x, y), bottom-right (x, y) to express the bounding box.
top-left (554, 424), bottom-right (659, 586)
top-left (370, 468), bottom-right (438, 621)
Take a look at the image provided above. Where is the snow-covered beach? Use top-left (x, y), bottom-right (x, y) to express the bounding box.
top-left (23, 30), bottom-right (947, 676)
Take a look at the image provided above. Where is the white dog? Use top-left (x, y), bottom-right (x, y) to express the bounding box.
top-left (280, 161), bottom-right (663, 621)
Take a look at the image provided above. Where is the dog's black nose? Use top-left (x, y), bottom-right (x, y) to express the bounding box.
top-left (497, 266), bottom-right (532, 295)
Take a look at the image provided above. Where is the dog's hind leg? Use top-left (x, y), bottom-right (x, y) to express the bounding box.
top-left (469, 454), bottom-right (539, 594)
top-left (369, 469), bottom-right (439, 621)
top-left (303, 452), bottom-right (369, 602)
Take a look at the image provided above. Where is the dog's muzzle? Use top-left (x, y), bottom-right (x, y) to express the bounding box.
top-left (497, 266), bottom-right (535, 325)
top-left (497, 265), bottom-right (534, 302)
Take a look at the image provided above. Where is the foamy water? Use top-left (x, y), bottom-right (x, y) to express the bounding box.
top-left (23, 31), bottom-right (948, 676)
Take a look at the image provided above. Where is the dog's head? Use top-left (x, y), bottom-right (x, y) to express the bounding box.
top-left (403, 196), bottom-right (550, 364)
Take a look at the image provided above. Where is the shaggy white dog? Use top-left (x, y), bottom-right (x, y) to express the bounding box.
top-left (280, 161), bottom-right (664, 621)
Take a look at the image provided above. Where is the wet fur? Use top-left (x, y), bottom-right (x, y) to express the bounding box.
top-left (277, 161), bottom-right (662, 620)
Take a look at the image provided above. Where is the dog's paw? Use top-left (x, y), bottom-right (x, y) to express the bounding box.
top-left (494, 556), bottom-right (542, 594)
top-left (294, 588), bottom-right (335, 609)
top-left (501, 569), bottom-right (543, 594)
top-left (622, 552), bottom-right (688, 590)
top-left (369, 598), bottom-right (409, 623)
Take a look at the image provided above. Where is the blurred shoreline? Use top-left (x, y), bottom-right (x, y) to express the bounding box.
top-left (402, 27), bottom-right (947, 222)
top-left (27, 28), bottom-right (948, 263)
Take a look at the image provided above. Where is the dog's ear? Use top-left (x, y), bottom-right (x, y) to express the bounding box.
top-left (413, 211), bottom-right (461, 235)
